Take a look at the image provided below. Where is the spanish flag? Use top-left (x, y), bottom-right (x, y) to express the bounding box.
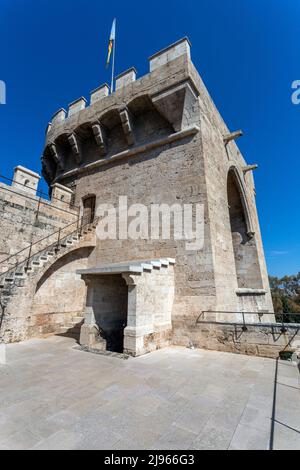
top-left (106, 18), bottom-right (116, 69)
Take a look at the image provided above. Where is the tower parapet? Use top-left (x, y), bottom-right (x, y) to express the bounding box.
top-left (42, 37), bottom-right (199, 187)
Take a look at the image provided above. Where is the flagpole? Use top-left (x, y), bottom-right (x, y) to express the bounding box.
top-left (110, 21), bottom-right (116, 93)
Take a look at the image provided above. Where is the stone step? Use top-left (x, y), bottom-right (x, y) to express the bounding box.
top-left (0, 222), bottom-right (96, 308)
top-left (25, 266), bottom-right (34, 273)
top-left (72, 316), bottom-right (84, 323)
top-left (64, 323), bottom-right (82, 330)
top-left (59, 327), bottom-right (81, 337)
top-left (32, 260), bottom-right (41, 266)
top-left (14, 271), bottom-right (26, 278)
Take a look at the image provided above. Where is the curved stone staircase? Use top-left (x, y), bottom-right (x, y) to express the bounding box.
top-left (0, 218), bottom-right (98, 342)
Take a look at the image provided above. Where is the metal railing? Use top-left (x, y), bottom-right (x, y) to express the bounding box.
top-left (197, 310), bottom-right (300, 332)
top-left (0, 173), bottom-right (80, 225)
top-left (0, 173), bottom-right (79, 210)
top-left (0, 214), bottom-right (96, 279)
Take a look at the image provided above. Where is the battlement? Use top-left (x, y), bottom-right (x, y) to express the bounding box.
top-left (42, 37), bottom-right (203, 187)
top-left (46, 38), bottom-right (191, 133)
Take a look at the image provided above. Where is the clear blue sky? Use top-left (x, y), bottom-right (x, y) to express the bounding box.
top-left (0, 0), bottom-right (299, 277)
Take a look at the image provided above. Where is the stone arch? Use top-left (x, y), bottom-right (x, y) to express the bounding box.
top-left (227, 167), bottom-right (263, 289)
top-left (42, 145), bottom-right (57, 185)
top-left (127, 94), bottom-right (174, 140)
top-left (228, 165), bottom-right (254, 237)
top-left (54, 132), bottom-right (72, 172)
top-left (31, 246), bottom-right (94, 334)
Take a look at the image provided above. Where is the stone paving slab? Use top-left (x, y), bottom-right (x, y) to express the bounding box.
top-left (0, 336), bottom-right (299, 450)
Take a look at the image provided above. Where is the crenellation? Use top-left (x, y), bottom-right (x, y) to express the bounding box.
top-left (51, 108), bottom-right (66, 125)
top-left (149, 37), bottom-right (191, 72)
top-left (90, 84), bottom-right (110, 104)
top-left (12, 166), bottom-right (40, 196)
top-left (68, 97), bottom-right (87, 117)
top-left (115, 67), bottom-right (137, 90)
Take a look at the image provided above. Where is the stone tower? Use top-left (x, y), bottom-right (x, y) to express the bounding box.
top-left (0, 38), bottom-right (274, 356)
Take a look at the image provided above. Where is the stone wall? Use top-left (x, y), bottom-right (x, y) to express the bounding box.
top-left (188, 59), bottom-right (274, 319)
top-left (31, 247), bottom-right (92, 333)
top-left (1, 232), bottom-right (96, 343)
top-left (172, 320), bottom-right (300, 359)
top-left (38, 37), bottom-right (274, 350)
top-left (0, 38), bottom-right (275, 357)
top-left (0, 179), bottom-right (78, 274)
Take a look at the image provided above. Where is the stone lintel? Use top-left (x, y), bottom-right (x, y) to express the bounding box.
top-left (77, 265), bottom-right (144, 276)
top-left (236, 288), bottom-right (267, 296)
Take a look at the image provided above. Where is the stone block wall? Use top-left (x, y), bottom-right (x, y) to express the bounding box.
top-left (1, 232), bottom-right (96, 343)
top-left (172, 320), bottom-right (300, 359)
top-left (0, 178), bottom-right (78, 274)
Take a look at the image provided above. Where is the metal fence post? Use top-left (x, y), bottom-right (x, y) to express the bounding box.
top-left (26, 242), bottom-right (33, 271)
top-left (35, 196), bottom-right (42, 222)
top-left (56, 229), bottom-right (61, 252)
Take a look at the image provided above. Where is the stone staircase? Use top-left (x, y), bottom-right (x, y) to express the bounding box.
top-left (0, 218), bottom-right (98, 310)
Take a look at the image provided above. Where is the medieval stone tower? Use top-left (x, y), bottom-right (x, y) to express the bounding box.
top-left (0, 38), bottom-right (274, 357)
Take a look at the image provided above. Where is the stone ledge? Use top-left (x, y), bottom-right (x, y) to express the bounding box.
top-left (77, 258), bottom-right (176, 276)
top-left (236, 288), bottom-right (267, 296)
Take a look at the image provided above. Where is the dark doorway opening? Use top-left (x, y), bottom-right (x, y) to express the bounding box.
top-left (93, 274), bottom-right (128, 353)
top-left (82, 195), bottom-right (96, 224)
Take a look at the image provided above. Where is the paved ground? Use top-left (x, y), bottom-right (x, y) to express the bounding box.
top-left (0, 335), bottom-right (299, 450)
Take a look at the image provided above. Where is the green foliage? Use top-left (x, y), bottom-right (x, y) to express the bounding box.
top-left (269, 273), bottom-right (300, 323)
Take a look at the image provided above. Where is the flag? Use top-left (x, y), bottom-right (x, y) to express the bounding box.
top-left (106, 18), bottom-right (116, 69)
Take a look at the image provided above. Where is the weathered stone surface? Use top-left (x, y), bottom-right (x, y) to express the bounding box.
top-left (1, 337), bottom-right (299, 450)
top-left (0, 38), bottom-right (278, 358)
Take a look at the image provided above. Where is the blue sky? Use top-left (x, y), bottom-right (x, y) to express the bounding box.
top-left (0, 0), bottom-right (299, 277)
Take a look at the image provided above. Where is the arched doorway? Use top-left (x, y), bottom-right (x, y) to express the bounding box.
top-left (227, 168), bottom-right (263, 289)
top-left (82, 195), bottom-right (96, 225)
